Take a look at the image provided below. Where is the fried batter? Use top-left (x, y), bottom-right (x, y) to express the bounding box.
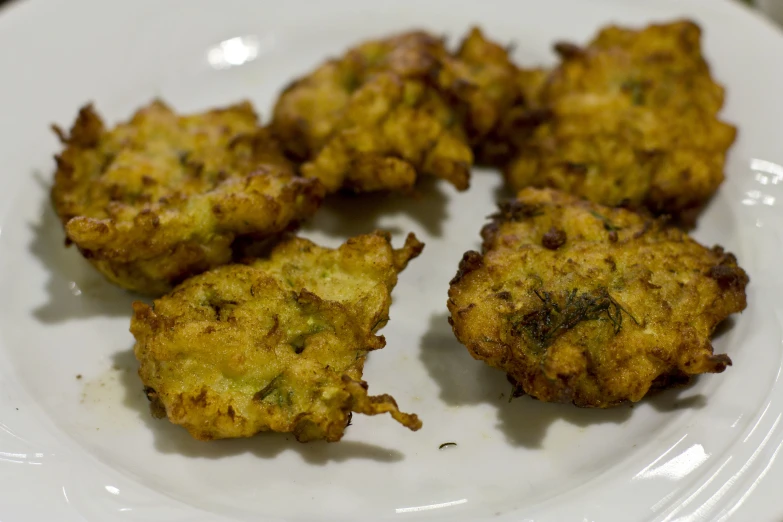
top-left (272, 28), bottom-right (518, 193)
top-left (52, 101), bottom-right (325, 295)
top-left (131, 231), bottom-right (424, 442)
top-left (474, 67), bottom-right (550, 166)
top-left (438, 27), bottom-right (521, 143)
top-left (505, 21), bottom-right (736, 224)
top-left (448, 188), bottom-right (748, 407)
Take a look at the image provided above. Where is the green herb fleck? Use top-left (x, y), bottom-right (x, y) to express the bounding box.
top-left (290, 324), bottom-right (327, 354)
top-left (621, 79), bottom-right (646, 106)
top-left (492, 200), bottom-right (542, 222)
top-left (510, 287), bottom-right (638, 349)
top-left (371, 316), bottom-right (389, 332)
top-left (253, 373), bottom-right (284, 402)
top-left (589, 211), bottom-right (621, 232)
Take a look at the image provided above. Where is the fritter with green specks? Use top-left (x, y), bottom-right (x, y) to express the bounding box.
top-left (52, 100), bottom-right (324, 295)
top-left (271, 27), bottom-right (518, 194)
top-left (504, 20), bottom-right (736, 225)
top-left (447, 188), bottom-right (748, 407)
top-left (131, 231), bottom-right (424, 442)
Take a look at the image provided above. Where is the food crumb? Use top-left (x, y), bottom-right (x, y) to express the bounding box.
top-left (76, 374), bottom-right (82, 380)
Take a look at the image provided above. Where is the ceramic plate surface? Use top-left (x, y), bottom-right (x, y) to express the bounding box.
top-left (2, 0), bottom-right (783, 520)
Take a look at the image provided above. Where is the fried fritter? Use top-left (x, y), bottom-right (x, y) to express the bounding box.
top-left (272, 28), bottom-right (518, 193)
top-left (447, 188), bottom-right (748, 407)
top-left (131, 231), bottom-right (424, 442)
top-left (473, 67), bottom-right (550, 166)
top-left (504, 21), bottom-right (736, 224)
top-left (438, 27), bottom-right (522, 144)
top-left (52, 101), bottom-right (325, 295)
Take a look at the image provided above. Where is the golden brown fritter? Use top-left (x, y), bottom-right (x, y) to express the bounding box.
top-left (437, 27), bottom-right (521, 144)
top-left (131, 231), bottom-right (424, 442)
top-left (473, 67), bottom-right (550, 166)
top-left (504, 20), bottom-right (736, 224)
top-left (272, 28), bottom-right (518, 194)
top-left (447, 188), bottom-right (748, 407)
top-left (52, 101), bottom-right (325, 295)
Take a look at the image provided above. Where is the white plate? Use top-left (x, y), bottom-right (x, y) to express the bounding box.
top-left (1, 0), bottom-right (783, 520)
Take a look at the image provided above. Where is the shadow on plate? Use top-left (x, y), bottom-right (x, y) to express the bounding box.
top-left (492, 175), bottom-right (516, 203)
top-left (712, 316), bottom-right (736, 343)
top-left (302, 176), bottom-right (449, 238)
top-left (29, 174), bottom-right (140, 323)
top-left (111, 348), bottom-right (404, 464)
top-left (419, 312), bottom-right (708, 449)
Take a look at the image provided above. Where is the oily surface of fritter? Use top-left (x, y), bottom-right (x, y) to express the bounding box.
top-left (52, 101), bottom-right (324, 295)
top-left (505, 20), bottom-right (736, 224)
top-left (448, 188), bottom-right (748, 407)
top-left (131, 232), bottom-right (424, 442)
top-left (272, 28), bottom-right (518, 193)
